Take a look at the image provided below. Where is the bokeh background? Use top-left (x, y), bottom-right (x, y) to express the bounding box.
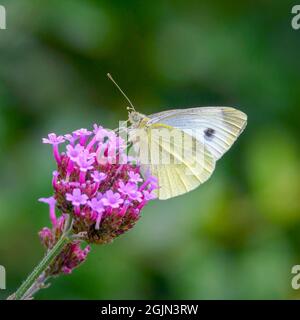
top-left (1, 0), bottom-right (300, 300)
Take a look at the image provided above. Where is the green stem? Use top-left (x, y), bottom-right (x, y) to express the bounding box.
top-left (11, 232), bottom-right (71, 300)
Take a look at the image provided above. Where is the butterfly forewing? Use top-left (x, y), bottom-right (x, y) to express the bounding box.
top-left (148, 107), bottom-right (247, 161)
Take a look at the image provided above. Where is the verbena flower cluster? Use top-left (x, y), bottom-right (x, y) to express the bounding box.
top-left (39, 124), bottom-right (158, 275)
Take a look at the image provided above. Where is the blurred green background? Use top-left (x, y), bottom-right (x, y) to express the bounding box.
top-left (1, 0), bottom-right (300, 300)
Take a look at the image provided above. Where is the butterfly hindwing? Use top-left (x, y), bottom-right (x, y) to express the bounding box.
top-left (139, 126), bottom-right (215, 199)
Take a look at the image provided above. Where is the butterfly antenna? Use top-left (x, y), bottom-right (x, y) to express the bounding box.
top-left (107, 73), bottom-right (136, 112)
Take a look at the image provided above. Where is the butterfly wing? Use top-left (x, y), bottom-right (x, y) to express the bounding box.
top-left (137, 126), bottom-right (216, 200)
top-left (147, 107), bottom-right (247, 160)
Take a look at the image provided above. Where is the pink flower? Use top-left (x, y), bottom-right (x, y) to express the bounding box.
top-left (91, 171), bottom-right (107, 183)
top-left (64, 133), bottom-right (78, 145)
top-left (39, 196), bottom-right (57, 226)
top-left (118, 181), bottom-right (135, 195)
top-left (40, 124), bottom-right (159, 249)
top-left (141, 175), bottom-right (159, 191)
top-left (93, 124), bottom-right (107, 141)
top-left (143, 190), bottom-right (157, 201)
top-left (88, 198), bottom-right (105, 229)
top-left (42, 133), bottom-right (65, 145)
top-left (88, 197), bottom-right (104, 214)
top-left (42, 133), bottom-right (65, 164)
top-left (66, 188), bottom-right (88, 207)
top-left (148, 176), bottom-right (159, 190)
top-left (102, 190), bottom-right (124, 209)
top-left (73, 128), bottom-right (92, 137)
top-left (118, 181), bottom-right (142, 202)
top-left (39, 196), bottom-right (56, 207)
top-left (129, 191), bottom-right (143, 202)
top-left (128, 171), bottom-right (143, 183)
top-left (76, 154), bottom-right (95, 172)
top-left (39, 124), bottom-right (160, 279)
top-left (73, 128), bottom-right (92, 146)
top-left (66, 144), bottom-right (84, 162)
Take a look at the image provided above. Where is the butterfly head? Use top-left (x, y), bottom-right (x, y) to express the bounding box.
top-left (128, 110), bottom-right (146, 127)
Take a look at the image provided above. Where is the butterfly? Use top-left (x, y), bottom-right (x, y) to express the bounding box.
top-left (108, 74), bottom-right (247, 200)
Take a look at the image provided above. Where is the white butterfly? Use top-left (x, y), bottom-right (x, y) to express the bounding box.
top-left (108, 74), bottom-right (247, 200)
top-left (127, 107), bottom-right (247, 200)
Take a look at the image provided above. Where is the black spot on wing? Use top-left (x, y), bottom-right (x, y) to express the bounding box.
top-left (204, 128), bottom-right (215, 139)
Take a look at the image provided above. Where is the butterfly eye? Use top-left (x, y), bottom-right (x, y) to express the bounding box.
top-left (132, 113), bottom-right (143, 123)
top-left (204, 128), bottom-right (215, 139)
